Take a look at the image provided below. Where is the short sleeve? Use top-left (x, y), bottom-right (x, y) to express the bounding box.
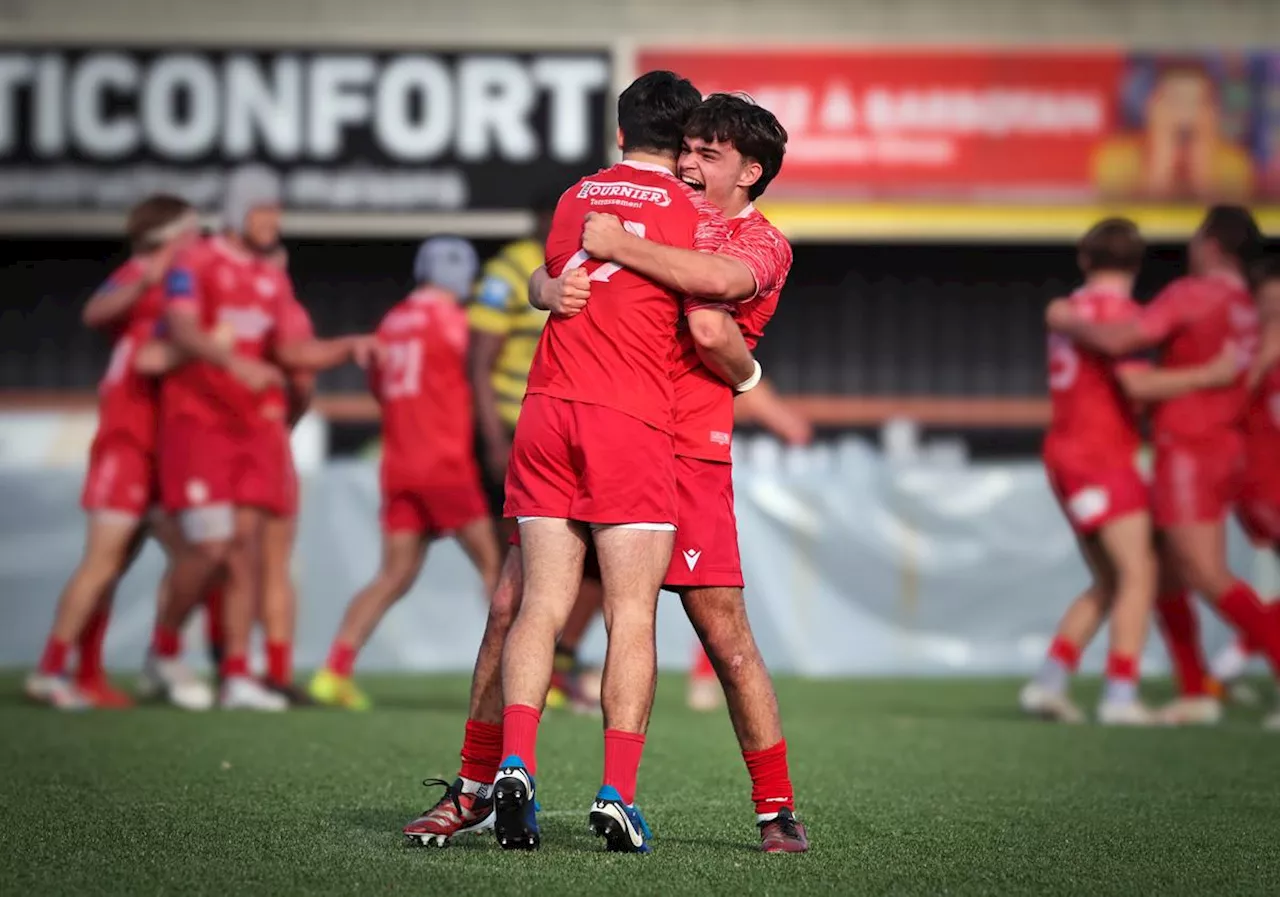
top-left (164, 248), bottom-right (200, 308)
top-left (719, 222), bottom-right (793, 299)
top-left (276, 295), bottom-right (314, 345)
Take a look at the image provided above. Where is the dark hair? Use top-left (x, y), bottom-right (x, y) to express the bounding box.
top-left (1078, 217), bottom-right (1145, 274)
top-left (1250, 254), bottom-right (1280, 290)
top-left (684, 93), bottom-right (789, 201)
top-left (1200, 205), bottom-right (1264, 266)
top-left (126, 193), bottom-right (193, 252)
top-left (617, 70), bottom-right (702, 156)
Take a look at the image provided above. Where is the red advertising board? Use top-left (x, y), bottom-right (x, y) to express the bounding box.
top-left (637, 48), bottom-right (1275, 204)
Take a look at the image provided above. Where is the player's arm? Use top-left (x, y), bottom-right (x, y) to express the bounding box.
top-left (582, 212), bottom-right (756, 301)
top-left (132, 339), bottom-right (185, 375)
top-left (274, 334), bottom-right (374, 372)
top-left (1046, 300), bottom-right (1153, 356)
top-left (734, 377), bottom-right (813, 445)
top-left (1115, 346), bottom-right (1241, 402)
top-left (467, 267), bottom-right (519, 476)
top-left (686, 304), bottom-right (759, 389)
top-left (165, 263), bottom-right (282, 393)
top-left (286, 372), bottom-right (316, 426)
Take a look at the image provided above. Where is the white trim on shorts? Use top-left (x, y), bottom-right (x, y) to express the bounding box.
top-left (516, 516), bottom-right (675, 532)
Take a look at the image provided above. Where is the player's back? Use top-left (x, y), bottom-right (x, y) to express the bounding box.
top-left (532, 160), bottom-right (728, 432)
top-left (95, 258), bottom-right (164, 446)
top-left (1044, 286), bottom-right (1142, 468)
top-left (374, 287), bottom-right (474, 487)
top-left (1152, 273), bottom-right (1257, 441)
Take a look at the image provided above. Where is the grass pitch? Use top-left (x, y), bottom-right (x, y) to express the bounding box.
top-left (3, 674), bottom-right (1278, 896)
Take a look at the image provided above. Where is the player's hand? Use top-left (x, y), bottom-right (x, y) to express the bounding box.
top-left (777, 415), bottom-right (815, 446)
top-left (351, 335), bottom-right (382, 369)
top-left (581, 212), bottom-right (626, 261)
top-left (546, 268), bottom-right (590, 317)
top-left (228, 356), bottom-right (285, 393)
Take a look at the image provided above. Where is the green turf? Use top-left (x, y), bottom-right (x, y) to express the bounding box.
top-left (3, 674), bottom-right (1279, 896)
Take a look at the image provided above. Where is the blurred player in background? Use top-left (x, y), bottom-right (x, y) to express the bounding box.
top-left (145, 165), bottom-right (375, 711)
top-left (466, 193), bottom-right (603, 711)
top-left (493, 71), bottom-right (755, 855)
top-left (1208, 258), bottom-right (1280, 711)
top-left (310, 238), bottom-right (500, 709)
top-left (26, 195), bottom-right (200, 709)
top-left (1026, 218), bottom-right (1240, 726)
top-left (568, 92), bottom-right (809, 850)
top-left (1049, 206), bottom-right (1277, 728)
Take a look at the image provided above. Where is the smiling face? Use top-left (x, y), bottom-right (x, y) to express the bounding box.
top-left (678, 136), bottom-right (761, 215)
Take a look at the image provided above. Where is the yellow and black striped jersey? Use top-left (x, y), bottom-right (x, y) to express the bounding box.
top-left (465, 238), bottom-right (549, 428)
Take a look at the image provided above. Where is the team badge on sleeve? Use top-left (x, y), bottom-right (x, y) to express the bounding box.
top-left (476, 276), bottom-right (511, 310)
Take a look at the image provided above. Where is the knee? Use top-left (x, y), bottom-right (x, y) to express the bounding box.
top-left (189, 539), bottom-right (232, 569)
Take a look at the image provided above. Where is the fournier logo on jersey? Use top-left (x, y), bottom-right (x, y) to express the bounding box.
top-left (576, 180), bottom-right (671, 209)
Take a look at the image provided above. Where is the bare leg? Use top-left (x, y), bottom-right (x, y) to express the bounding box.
top-left (592, 526), bottom-right (674, 734)
top-left (48, 515), bottom-right (143, 648)
top-left (455, 517), bottom-right (502, 600)
top-left (1096, 512), bottom-right (1158, 661)
top-left (468, 548), bottom-right (523, 725)
top-left (331, 531), bottom-right (430, 652)
top-left (681, 587), bottom-right (781, 751)
top-left (220, 507), bottom-right (267, 675)
top-left (260, 514), bottom-right (298, 647)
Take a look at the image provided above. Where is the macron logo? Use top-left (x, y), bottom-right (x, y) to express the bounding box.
top-left (683, 549), bottom-right (702, 571)
top-left (576, 180), bottom-right (671, 207)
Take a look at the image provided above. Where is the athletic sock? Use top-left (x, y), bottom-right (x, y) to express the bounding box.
top-left (266, 640), bottom-right (292, 686)
top-left (691, 643), bottom-right (716, 680)
top-left (1155, 591), bottom-right (1210, 697)
top-left (743, 739), bottom-right (795, 820)
top-left (1216, 581), bottom-right (1280, 677)
top-left (603, 728), bottom-right (646, 806)
top-left (1103, 653), bottom-right (1139, 705)
top-left (501, 704), bottom-right (542, 776)
top-left (221, 654), bottom-right (250, 679)
top-left (325, 642), bottom-right (357, 678)
top-left (38, 638), bottom-right (70, 677)
top-left (151, 623), bottom-right (182, 660)
top-left (458, 719), bottom-right (503, 789)
top-left (76, 605), bottom-right (110, 684)
top-left (1035, 636), bottom-right (1080, 694)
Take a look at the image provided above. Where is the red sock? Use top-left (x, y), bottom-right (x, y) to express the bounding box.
top-left (326, 642), bottom-right (357, 678)
top-left (266, 640), bottom-right (292, 686)
top-left (204, 586), bottom-right (226, 652)
top-left (459, 719), bottom-right (504, 784)
top-left (501, 704), bottom-right (541, 776)
top-left (221, 654), bottom-right (250, 679)
top-left (743, 739), bottom-right (795, 817)
top-left (603, 729), bottom-right (646, 806)
top-left (1155, 591), bottom-right (1209, 696)
top-left (38, 638), bottom-right (70, 677)
top-left (1216, 581), bottom-right (1280, 677)
top-left (76, 606), bottom-right (110, 684)
top-left (692, 644), bottom-right (715, 680)
top-left (1047, 636), bottom-right (1082, 671)
top-left (1105, 653), bottom-right (1138, 683)
top-left (151, 623), bottom-right (182, 660)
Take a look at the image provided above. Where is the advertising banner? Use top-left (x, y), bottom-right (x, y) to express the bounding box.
top-left (0, 47), bottom-right (612, 215)
top-left (638, 48), bottom-right (1280, 205)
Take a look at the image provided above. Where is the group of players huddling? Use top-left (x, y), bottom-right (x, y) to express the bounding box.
top-left (1025, 207), bottom-right (1280, 730)
top-left (24, 71), bottom-right (812, 855)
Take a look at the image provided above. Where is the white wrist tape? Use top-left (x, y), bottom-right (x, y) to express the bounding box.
top-left (734, 359), bottom-right (762, 394)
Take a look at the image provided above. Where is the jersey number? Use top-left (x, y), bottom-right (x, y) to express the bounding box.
top-left (565, 220), bottom-right (646, 283)
top-left (381, 340), bottom-right (423, 400)
top-left (1047, 334), bottom-right (1079, 391)
top-left (102, 336), bottom-right (135, 391)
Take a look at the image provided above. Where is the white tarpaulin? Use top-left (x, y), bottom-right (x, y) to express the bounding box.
top-left (0, 437), bottom-right (1262, 675)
